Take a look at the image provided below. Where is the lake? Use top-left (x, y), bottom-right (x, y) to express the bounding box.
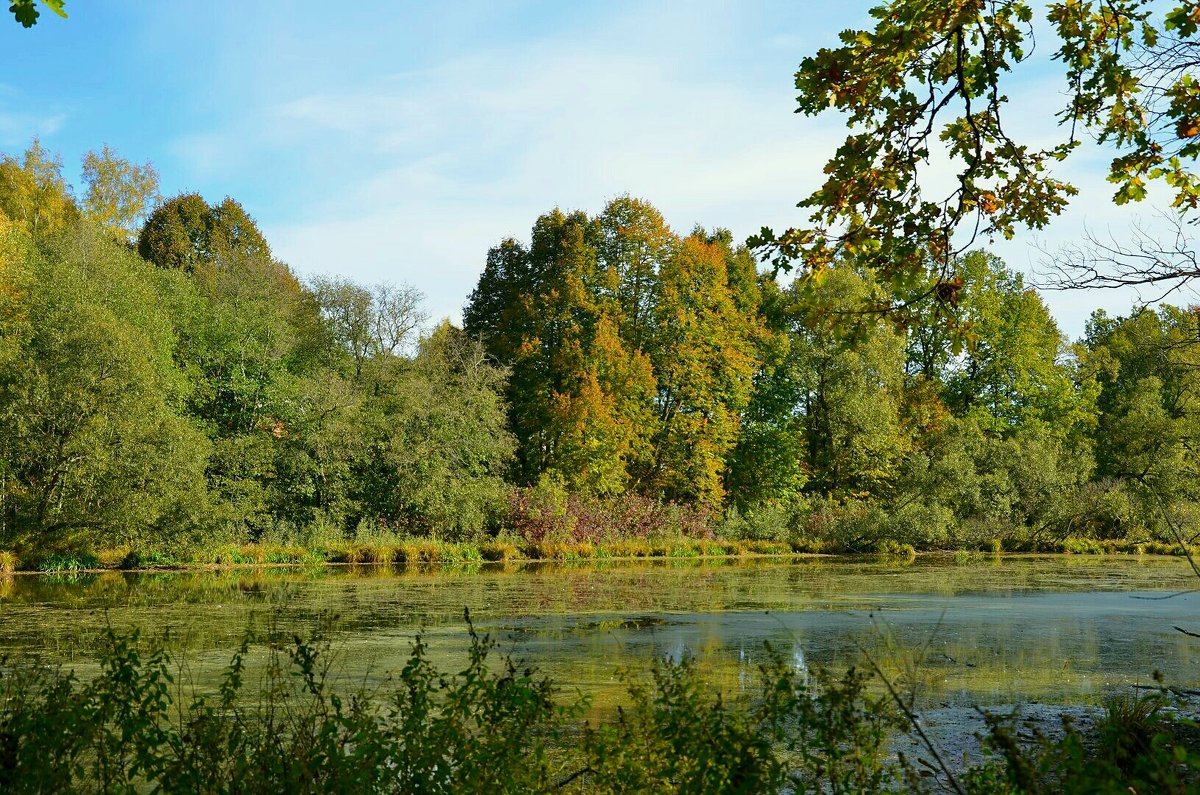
top-left (1, 555), bottom-right (1196, 711)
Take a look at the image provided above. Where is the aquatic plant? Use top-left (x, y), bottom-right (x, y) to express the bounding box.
top-left (34, 552), bottom-right (100, 572)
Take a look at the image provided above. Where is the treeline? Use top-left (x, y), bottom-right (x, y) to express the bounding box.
top-left (0, 143), bottom-right (513, 555)
top-left (0, 142), bottom-right (1197, 558)
top-left (463, 198), bottom-right (1200, 550)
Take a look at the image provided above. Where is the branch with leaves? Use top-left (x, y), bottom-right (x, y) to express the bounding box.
top-left (8, 0), bottom-right (66, 28)
top-left (759, 0), bottom-right (1200, 299)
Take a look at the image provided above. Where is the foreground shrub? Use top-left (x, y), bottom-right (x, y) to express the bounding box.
top-left (584, 657), bottom-right (901, 794)
top-left (964, 694), bottom-right (1200, 794)
top-left (0, 616), bottom-right (567, 795)
top-left (1, 621), bottom-right (1197, 793)
top-left (0, 618), bottom-right (902, 794)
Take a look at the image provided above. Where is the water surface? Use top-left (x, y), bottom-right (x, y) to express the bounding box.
top-left (1, 555), bottom-right (1195, 709)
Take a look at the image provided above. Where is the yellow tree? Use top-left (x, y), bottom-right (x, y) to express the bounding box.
top-left (642, 232), bottom-right (762, 506)
top-left (0, 141), bottom-right (78, 237)
top-left (81, 145), bottom-right (160, 240)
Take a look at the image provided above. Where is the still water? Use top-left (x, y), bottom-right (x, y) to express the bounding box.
top-left (0, 555), bottom-right (1196, 709)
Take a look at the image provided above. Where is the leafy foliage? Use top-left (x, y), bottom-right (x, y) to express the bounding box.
top-left (1, 622), bottom-right (1194, 793)
top-left (755, 0), bottom-right (1200, 301)
top-left (0, 224), bottom-right (209, 548)
top-left (7, 0), bottom-right (65, 28)
top-left (1, 138), bottom-right (1197, 557)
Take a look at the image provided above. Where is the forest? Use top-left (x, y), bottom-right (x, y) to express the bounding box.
top-left (1, 139), bottom-right (1196, 568)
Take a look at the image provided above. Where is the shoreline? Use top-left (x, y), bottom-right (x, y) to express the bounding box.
top-left (2, 540), bottom-right (1196, 575)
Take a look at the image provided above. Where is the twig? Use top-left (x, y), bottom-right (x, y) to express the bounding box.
top-left (1132, 683), bottom-right (1200, 698)
top-left (1147, 486), bottom-right (1200, 580)
top-left (549, 766), bottom-right (594, 791)
top-left (857, 643), bottom-right (966, 795)
top-left (1130, 587), bottom-right (1200, 601)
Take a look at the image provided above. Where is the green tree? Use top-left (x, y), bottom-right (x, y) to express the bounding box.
top-left (938, 253), bottom-right (1095, 437)
top-left (0, 224), bottom-right (208, 549)
top-left (466, 201), bottom-right (767, 505)
top-left (885, 413), bottom-right (1094, 547)
top-left (350, 322), bottom-right (516, 538)
top-left (1083, 305), bottom-right (1200, 509)
top-left (728, 267), bottom-right (909, 505)
top-left (137, 193), bottom-right (272, 276)
top-left (596, 196), bottom-right (676, 351)
top-left (466, 209), bottom-right (655, 495)
top-left (137, 194), bottom-right (325, 532)
top-left (725, 277), bottom-right (809, 510)
top-left (641, 231), bottom-right (762, 506)
top-left (792, 269), bottom-right (910, 499)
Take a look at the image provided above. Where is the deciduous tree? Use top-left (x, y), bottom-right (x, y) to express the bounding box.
top-left (81, 145), bottom-right (160, 239)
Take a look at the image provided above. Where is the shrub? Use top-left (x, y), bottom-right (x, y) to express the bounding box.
top-left (0, 621), bottom-right (905, 794)
top-left (870, 539), bottom-right (917, 559)
top-left (0, 623), bottom-right (1196, 793)
top-left (118, 549), bottom-right (183, 569)
top-left (0, 618), bottom-right (565, 794)
top-left (1060, 537), bottom-right (1106, 555)
top-left (583, 657), bottom-right (902, 793)
top-left (506, 485), bottom-right (714, 544)
top-left (479, 541), bottom-right (518, 562)
top-left (718, 500), bottom-right (810, 543)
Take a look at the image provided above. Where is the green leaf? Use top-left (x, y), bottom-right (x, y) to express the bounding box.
top-left (9, 0), bottom-right (39, 27)
top-left (9, 0), bottom-right (65, 26)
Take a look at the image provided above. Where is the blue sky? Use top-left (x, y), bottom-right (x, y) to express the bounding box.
top-left (1, 1), bottom-right (1182, 337)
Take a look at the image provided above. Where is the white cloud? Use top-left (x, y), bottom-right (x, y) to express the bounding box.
top-left (251, 27), bottom-right (843, 324)
top-left (164, 1), bottom-right (1193, 338)
top-left (0, 88), bottom-right (67, 148)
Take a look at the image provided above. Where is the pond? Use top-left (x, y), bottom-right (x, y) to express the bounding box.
top-left (0, 555), bottom-right (1196, 711)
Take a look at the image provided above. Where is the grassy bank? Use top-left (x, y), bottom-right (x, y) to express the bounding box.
top-left (5, 537), bottom-right (820, 573)
top-left (4, 535), bottom-right (1199, 573)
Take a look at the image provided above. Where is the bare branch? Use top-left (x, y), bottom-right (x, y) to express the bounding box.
top-left (1034, 211), bottom-right (1200, 303)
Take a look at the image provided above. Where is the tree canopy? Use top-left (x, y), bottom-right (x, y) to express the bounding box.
top-left (1, 120), bottom-right (1197, 557)
top-left (753, 0), bottom-right (1200, 302)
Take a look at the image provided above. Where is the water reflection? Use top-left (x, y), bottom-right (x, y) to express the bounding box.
top-left (0, 556), bottom-right (1195, 709)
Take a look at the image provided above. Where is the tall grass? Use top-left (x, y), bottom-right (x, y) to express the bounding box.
top-left (9, 532), bottom-right (1195, 574)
